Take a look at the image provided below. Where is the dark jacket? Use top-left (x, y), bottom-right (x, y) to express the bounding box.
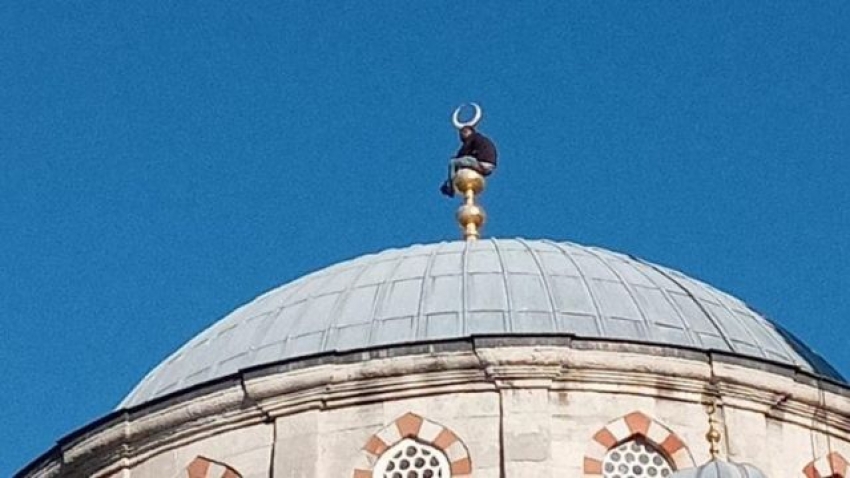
top-left (456, 131), bottom-right (498, 166)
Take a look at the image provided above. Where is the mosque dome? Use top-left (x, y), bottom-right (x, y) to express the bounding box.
top-left (669, 460), bottom-right (769, 478)
top-left (121, 238), bottom-right (842, 408)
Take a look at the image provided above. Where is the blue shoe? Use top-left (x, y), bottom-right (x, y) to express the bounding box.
top-left (440, 181), bottom-right (455, 198)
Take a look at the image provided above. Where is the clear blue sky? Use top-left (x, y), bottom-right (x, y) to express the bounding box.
top-left (2, 2), bottom-right (849, 475)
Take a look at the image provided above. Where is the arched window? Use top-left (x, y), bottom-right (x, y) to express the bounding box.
top-left (584, 411), bottom-right (693, 477)
top-left (602, 437), bottom-right (673, 478)
top-left (803, 451), bottom-right (848, 478)
top-left (183, 456), bottom-right (242, 478)
top-left (353, 412), bottom-right (472, 478)
top-left (373, 438), bottom-right (451, 478)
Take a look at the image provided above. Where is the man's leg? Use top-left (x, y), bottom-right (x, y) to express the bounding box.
top-left (479, 161), bottom-right (495, 176)
top-left (440, 159), bottom-right (457, 197)
top-left (440, 174), bottom-right (454, 197)
top-left (441, 156), bottom-right (482, 198)
top-left (453, 156), bottom-right (481, 172)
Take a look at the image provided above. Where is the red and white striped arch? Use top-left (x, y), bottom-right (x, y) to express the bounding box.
top-left (353, 412), bottom-right (471, 478)
top-left (183, 456), bottom-right (241, 478)
top-left (804, 452), bottom-right (849, 478)
top-left (583, 411), bottom-right (694, 477)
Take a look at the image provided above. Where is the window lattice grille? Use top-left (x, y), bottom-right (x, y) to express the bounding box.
top-left (602, 438), bottom-right (673, 478)
top-left (373, 438), bottom-right (451, 478)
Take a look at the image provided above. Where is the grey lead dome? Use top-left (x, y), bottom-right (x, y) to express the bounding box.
top-left (669, 461), bottom-right (769, 478)
top-left (121, 238), bottom-right (840, 408)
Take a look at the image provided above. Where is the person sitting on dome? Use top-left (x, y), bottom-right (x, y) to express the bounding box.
top-left (439, 125), bottom-right (498, 198)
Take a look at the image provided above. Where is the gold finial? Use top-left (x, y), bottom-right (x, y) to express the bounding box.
top-left (705, 401), bottom-right (722, 459)
top-left (453, 168), bottom-right (486, 241)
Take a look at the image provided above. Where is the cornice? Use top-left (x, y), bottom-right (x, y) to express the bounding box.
top-left (17, 337), bottom-right (850, 477)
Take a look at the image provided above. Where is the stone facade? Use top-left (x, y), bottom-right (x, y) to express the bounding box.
top-left (17, 339), bottom-right (850, 478)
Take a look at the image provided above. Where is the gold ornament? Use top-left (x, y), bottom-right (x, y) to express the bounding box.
top-left (453, 169), bottom-right (486, 241)
top-left (705, 402), bottom-right (722, 459)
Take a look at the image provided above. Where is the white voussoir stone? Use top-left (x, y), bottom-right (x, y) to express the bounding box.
top-left (417, 418), bottom-right (445, 443)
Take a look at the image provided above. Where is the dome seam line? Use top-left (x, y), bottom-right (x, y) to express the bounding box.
top-left (636, 260), bottom-right (736, 353)
top-left (581, 246), bottom-right (653, 339)
top-left (689, 281), bottom-right (773, 361)
top-left (622, 253), bottom-right (703, 347)
top-left (319, 259), bottom-right (375, 352)
top-left (516, 238), bottom-right (560, 332)
top-left (365, 253), bottom-right (408, 348)
top-left (542, 240), bottom-right (608, 336)
top-left (414, 244), bottom-right (442, 340)
top-left (490, 239), bottom-right (514, 333)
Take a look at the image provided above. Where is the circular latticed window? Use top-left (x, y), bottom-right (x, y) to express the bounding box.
top-left (602, 438), bottom-right (674, 478)
top-left (373, 438), bottom-right (451, 478)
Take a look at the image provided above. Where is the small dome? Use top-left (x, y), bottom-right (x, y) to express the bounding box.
top-left (121, 238), bottom-right (842, 408)
top-left (669, 460), bottom-right (769, 478)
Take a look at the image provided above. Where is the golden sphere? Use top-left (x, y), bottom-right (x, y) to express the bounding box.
top-left (456, 203), bottom-right (486, 227)
top-left (453, 169), bottom-right (485, 195)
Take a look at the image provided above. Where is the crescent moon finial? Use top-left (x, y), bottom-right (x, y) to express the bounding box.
top-left (452, 103), bottom-right (484, 130)
top-left (452, 107), bottom-right (464, 129)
